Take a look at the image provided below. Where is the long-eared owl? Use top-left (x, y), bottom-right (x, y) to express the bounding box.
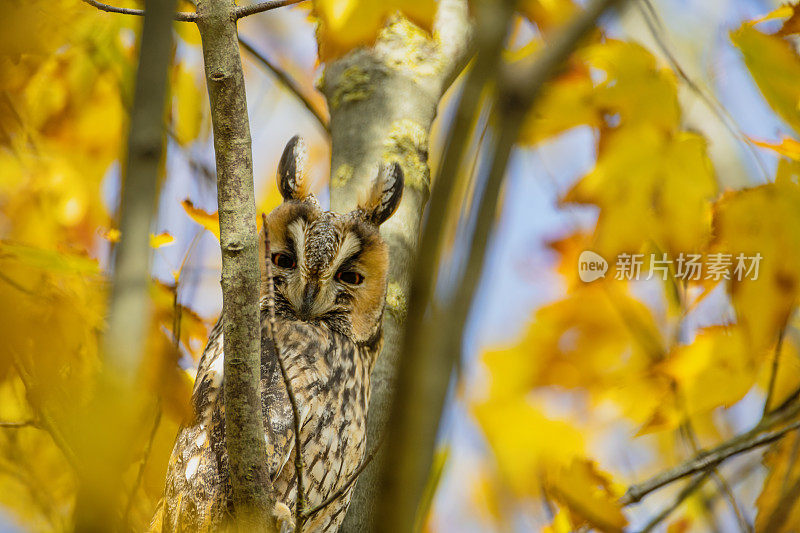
top-left (152, 136), bottom-right (404, 532)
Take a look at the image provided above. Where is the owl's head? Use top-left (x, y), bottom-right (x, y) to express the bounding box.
top-left (262, 136), bottom-right (403, 345)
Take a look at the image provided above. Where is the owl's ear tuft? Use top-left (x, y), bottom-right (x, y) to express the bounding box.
top-left (359, 162), bottom-right (404, 226)
top-left (277, 135), bottom-right (311, 201)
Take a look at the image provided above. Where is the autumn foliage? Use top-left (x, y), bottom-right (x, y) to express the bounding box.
top-left (2, 0), bottom-right (800, 532)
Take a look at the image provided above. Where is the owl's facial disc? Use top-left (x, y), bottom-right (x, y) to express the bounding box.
top-left (264, 135), bottom-right (404, 342)
top-left (264, 201), bottom-right (389, 343)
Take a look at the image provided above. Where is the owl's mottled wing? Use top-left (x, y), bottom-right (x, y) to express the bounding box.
top-left (158, 314), bottom-right (300, 532)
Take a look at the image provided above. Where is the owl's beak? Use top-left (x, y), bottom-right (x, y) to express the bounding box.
top-left (298, 282), bottom-right (319, 321)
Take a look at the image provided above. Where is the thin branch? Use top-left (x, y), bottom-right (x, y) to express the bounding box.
top-left (263, 213), bottom-right (305, 532)
top-left (679, 421), bottom-right (751, 532)
top-left (764, 327), bottom-right (787, 416)
top-left (11, 355), bottom-right (79, 470)
top-left (235, 0), bottom-right (305, 19)
top-left (638, 472), bottom-right (711, 533)
top-left (372, 1), bottom-right (516, 528)
top-left (239, 38), bottom-right (329, 134)
top-left (637, 0), bottom-right (771, 183)
top-left (80, 0), bottom-right (198, 22)
top-left (0, 272), bottom-right (36, 295)
top-left (622, 416), bottom-right (800, 505)
top-left (124, 404), bottom-right (162, 525)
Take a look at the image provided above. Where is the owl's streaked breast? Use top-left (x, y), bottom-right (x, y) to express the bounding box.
top-left (157, 312), bottom-right (379, 532)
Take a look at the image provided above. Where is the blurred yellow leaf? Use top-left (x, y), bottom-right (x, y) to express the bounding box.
top-left (0, 241), bottom-right (100, 275)
top-left (103, 228), bottom-right (121, 243)
top-left (141, 327), bottom-right (194, 424)
top-left (583, 40), bottom-right (680, 131)
top-left (171, 64), bottom-right (203, 146)
top-left (181, 199), bottom-right (220, 240)
top-left (312, 0), bottom-right (436, 61)
top-left (473, 397), bottom-right (585, 496)
top-left (755, 429), bottom-right (800, 532)
top-left (661, 326), bottom-right (757, 416)
top-left (520, 64), bottom-right (600, 143)
top-left (712, 179), bottom-right (800, 351)
top-left (548, 459), bottom-right (627, 533)
top-left (732, 22), bottom-right (800, 136)
top-left (481, 285), bottom-right (665, 419)
top-left (565, 126), bottom-right (716, 258)
top-left (776, 3), bottom-right (800, 37)
top-left (750, 136), bottom-right (800, 160)
top-left (519, 0), bottom-right (577, 33)
top-left (151, 281), bottom-right (211, 360)
top-left (149, 232), bottom-right (175, 249)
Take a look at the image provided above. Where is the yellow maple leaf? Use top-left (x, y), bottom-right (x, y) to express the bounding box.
top-left (481, 284), bottom-right (667, 425)
top-left (473, 396), bottom-right (585, 496)
top-left (660, 326), bottom-right (758, 417)
top-left (582, 40), bottom-right (680, 131)
top-left (312, 0), bottom-right (436, 61)
top-left (181, 199), bottom-right (220, 240)
top-left (731, 22), bottom-right (800, 136)
top-left (548, 459), bottom-right (627, 533)
top-left (712, 178), bottom-right (800, 351)
top-left (564, 125), bottom-right (716, 259)
top-left (755, 429), bottom-right (800, 532)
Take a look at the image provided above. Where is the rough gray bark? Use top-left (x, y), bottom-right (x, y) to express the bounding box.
top-left (196, 0), bottom-right (275, 528)
top-left (320, 2), bottom-right (473, 530)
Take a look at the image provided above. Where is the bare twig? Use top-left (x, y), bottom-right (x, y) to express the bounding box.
top-left (637, 0), bottom-right (771, 183)
top-left (764, 328), bottom-right (787, 416)
top-left (680, 422), bottom-right (751, 532)
top-left (638, 472), bottom-right (711, 533)
top-left (80, 0), bottom-right (198, 22)
top-left (239, 38), bottom-right (329, 134)
top-left (263, 213), bottom-right (305, 531)
top-left (622, 417), bottom-right (800, 505)
top-left (0, 272), bottom-right (36, 295)
top-left (123, 404), bottom-right (162, 525)
top-left (235, 0), bottom-right (305, 19)
top-left (11, 355), bottom-right (79, 470)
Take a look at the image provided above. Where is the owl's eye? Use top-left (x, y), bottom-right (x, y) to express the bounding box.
top-left (272, 252), bottom-right (296, 269)
top-left (336, 270), bottom-right (364, 285)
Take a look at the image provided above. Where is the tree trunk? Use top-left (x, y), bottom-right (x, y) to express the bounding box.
top-left (195, 0), bottom-right (276, 529)
top-left (321, 2), bottom-right (472, 529)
